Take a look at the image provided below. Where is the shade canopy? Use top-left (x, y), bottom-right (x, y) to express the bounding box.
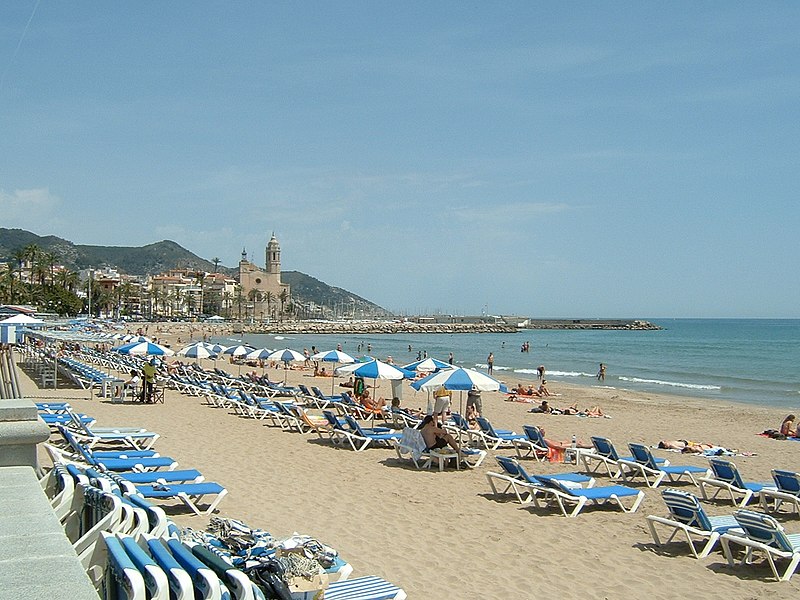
top-left (177, 343), bottom-right (217, 359)
top-left (268, 348), bottom-right (307, 363)
top-left (411, 367), bottom-right (506, 392)
top-left (311, 350), bottom-right (356, 364)
top-left (222, 344), bottom-right (256, 357)
top-left (335, 359), bottom-right (411, 380)
top-left (246, 347), bottom-right (275, 361)
top-left (402, 357), bottom-right (453, 373)
top-left (114, 341), bottom-right (174, 357)
top-left (0, 314), bottom-right (44, 324)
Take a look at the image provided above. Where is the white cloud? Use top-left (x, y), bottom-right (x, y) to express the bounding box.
top-left (0, 187), bottom-right (60, 217)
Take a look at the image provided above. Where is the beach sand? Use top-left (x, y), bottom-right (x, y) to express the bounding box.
top-left (21, 328), bottom-right (800, 599)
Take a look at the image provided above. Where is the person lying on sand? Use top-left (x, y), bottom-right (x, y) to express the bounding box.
top-left (657, 440), bottom-right (740, 455)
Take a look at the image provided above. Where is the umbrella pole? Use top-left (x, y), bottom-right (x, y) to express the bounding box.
top-left (331, 362), bottom-right (337, 396)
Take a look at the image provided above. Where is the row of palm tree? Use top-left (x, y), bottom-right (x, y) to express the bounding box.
top-left (1, 244), bottom-right (296, 320)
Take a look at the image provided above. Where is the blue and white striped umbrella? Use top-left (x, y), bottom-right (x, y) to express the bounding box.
top-left (411, 367), bottom-right (506, 392)
top-left (177, 343), bottom-right (217, 359)
top-left (335, 359), bottom-right (411, 380)
top-left (402, 357), bottom-right (453, 373)
top-left (267, 348), bottom-right (306, 363)
top-left (204, 343), bottom-right (228, 354)
top-left (311, 350), bottom-right (356, 364)
top-left (222, 344), bottom-right (255, 357)
top-left (246, 347), bottom-right (275, 361)
top-left (312, 349), bottom-right (356, 393)
top-left (123, 335), bottom-right (151, 343)
top-left (114, 341), bottom-right (174, 356)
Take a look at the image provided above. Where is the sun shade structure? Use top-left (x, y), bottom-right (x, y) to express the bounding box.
top-left (113, 341), bottom-right (174, 356)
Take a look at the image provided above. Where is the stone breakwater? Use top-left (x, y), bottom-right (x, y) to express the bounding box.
top-left (230, 319), bottom-right (662, 335)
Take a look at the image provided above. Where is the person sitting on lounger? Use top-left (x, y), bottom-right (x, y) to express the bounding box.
top-left (360, 389), bottom-right (386, 413)
top-left (417, 415), bottom-right (460, 453)
top-left (538, 427), bottom-right (592, 449)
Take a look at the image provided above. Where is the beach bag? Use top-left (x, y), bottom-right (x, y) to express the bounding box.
top-left (244, 558), bottom-right (293, 600)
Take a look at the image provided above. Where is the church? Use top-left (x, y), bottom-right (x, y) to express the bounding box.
top-left (238, 233), bottom-right (291, 319)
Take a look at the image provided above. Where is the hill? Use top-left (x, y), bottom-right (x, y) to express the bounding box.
top-left (0, 228), bottom-right (389, 316)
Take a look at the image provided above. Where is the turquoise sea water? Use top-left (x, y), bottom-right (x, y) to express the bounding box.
top-left (217, 319), bottom-right (800, 410)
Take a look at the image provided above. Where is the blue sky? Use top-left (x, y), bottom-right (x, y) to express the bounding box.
top-left (1, 2), bottom-right (799, 318)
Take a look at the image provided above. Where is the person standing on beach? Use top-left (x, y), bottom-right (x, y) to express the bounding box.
top-left (597, 363), bottom-right (606, 381)
top-left (537, 365), bottom-right (545, 380)
top-left (487, 352), bottom-right (494, 375)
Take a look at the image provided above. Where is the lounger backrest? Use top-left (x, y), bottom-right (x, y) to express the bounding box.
top-left (166, 538), bottom-right (222, 599)
top-left (119, 535), bottom-right (168, 598)
top-left (145, 537), bottom-right (195, 598)
top-left (323, 411), bottom-right (341, 428)
top-left (772, 470), bottom-right (800, 495)
top-left (661, 488), bottom-right (712, 531)
top-left (709, 458), bottom-right (745, 488)
top-left (495, 456), bottom-right (522, 478)
top-left (344, 415), bottom-right (365, 436)
top-left (733, 509), bottom-right (794, 552)
top-left (58, 426), bottom-right (98, 464)
top-left (591, 437), bottom-right (618, 460)
top-left (450, 413), bottom-right (470, 431)
top-left (523, 425), bottom-right (547, 448)
top-left (102, 533), bottom-right (146, 599)
top-left (628, 443), bottom-right (657, 469)
top-left (476, 417), bottom-right (497, 437)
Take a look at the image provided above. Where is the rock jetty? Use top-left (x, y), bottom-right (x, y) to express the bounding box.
top-left (232, 319), bottom-right (662, 335)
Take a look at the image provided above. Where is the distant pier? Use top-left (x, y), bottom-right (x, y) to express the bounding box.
top-left (233, 318), bottom-right (661, 335)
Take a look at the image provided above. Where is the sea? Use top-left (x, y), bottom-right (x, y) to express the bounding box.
top-left (214, 319), bottom-right (800, 410)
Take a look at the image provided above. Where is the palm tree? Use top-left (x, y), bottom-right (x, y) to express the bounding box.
top-left (11, 248), bottom-right (27, 284)
top-left (234, 286), bottom-right (244, 321)
top-left (222, 291), bottom-right (233, 319)
top-left (264, 291), bottom-right (275, 320)
top-left (278, 289), bottom-right (289, 321)
top-left (22, 244), bottom-right (40, 283)
top-left (56, 269), bottom-right (79, 293)
top-left (212, 257), bottom-right (221, 273)
top-left (247, 289), bottom-right (262, 321)
top-left (32, 255), bottom-right (49, 287)
top-left (40, 250), bottom-right (58, 286)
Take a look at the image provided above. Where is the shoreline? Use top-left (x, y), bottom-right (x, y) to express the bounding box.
top-left (127, 321), bottom-right (790, 411)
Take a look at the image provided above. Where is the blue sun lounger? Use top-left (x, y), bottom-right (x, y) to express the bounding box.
top-left (646, 488), bottom-right (742, 558)
top-left (619, 443), bottom-right (709, 488)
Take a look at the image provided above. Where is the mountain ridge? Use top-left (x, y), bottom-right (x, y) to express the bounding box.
top-left (0, 228), bottom-right (389, 316)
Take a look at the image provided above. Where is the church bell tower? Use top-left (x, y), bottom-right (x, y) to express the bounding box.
top-left (266, 233), bottom-right (281, 276)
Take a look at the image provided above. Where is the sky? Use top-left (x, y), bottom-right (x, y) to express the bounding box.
top-left (1, 2), bottom-right (799, 319)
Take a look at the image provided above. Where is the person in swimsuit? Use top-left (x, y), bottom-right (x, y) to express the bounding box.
top-left (418, 415), bottom-right (460, 452)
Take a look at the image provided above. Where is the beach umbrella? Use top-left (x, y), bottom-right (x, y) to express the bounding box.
top-left (114, 341), bottom-right (174, 357)
top-left (222, 344), bottom-right (255, 358)
top-left (312, 349), bottom-right (356, 394)
top-left (335, 359), bottom-right (410, 380)
top-left (245, 347), bottom-right (275, 361)
top-left (177, 343), bottom-right (217, 360)
top-left (336, 359), bottom-right (412, 402)
top-left (0, 314), bottom-right (44, 325)
top-left (411, 366), bottom-right (507, 417)
top-left (204, 343), bottom-right (228, 354)
top-left (268, 348), bottom-right (306, 383)
top-left (402, 357), bottom-right (453, 373)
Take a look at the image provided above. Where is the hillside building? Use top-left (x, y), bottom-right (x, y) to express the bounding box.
top-left (238, 234), bottom-right (291, 320)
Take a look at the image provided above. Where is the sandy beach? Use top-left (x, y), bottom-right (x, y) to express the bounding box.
top-left (23, 325), bottom-right (800, 599)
